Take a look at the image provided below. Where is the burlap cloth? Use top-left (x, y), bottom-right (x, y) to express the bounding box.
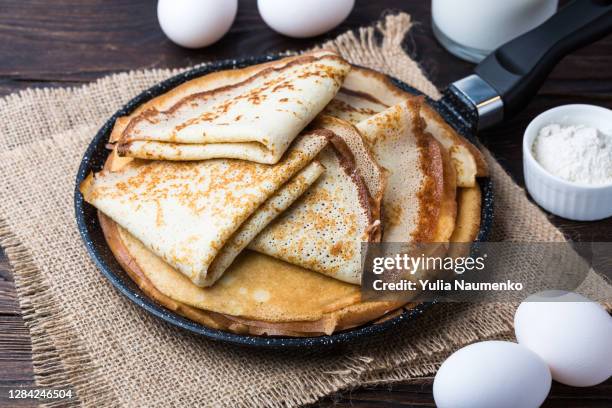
top-left (0, 13), bottom-right (610, 408)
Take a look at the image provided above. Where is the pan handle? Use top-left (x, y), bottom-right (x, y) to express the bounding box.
top-left (448, 0), bottom-right (612, 131)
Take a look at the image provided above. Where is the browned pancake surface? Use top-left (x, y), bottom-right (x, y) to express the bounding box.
top-left (96, 61), bottom-right (485, 337)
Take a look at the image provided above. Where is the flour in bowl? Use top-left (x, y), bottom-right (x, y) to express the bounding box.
top-left (532, 123), bottom-right (612, 185)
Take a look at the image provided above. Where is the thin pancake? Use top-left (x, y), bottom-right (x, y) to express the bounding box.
top-left (221, 300), bottom-right (405, 336)
top-left (202, 161), bottom-right (324, 281)
top-left (450, 186), bottom-right (482, 245)
top-left (117, 51), bottom-right (350, 164)
top-left (420, 104), bottom-right (488, 184)
top-left (433, 137), bottom-right (458, 242)
top-left (356, 99), bottom-right (444, 243)
top-left (115, 222), bottom-right (360, 322)
top-left (100, 114), bottom-right (399, 334)
top-left (107, 55), bottom-right (315, 171)
top-left (94, 61), bottom-right (484, 336)
top-left (322, 66), bottom-right (406, 124)
top-left (448, 186), bottom-right (483, 261)
top-left (109, 55), bottom-right (325, 145)
top-left (81, 131), bottom-right (328, 287)
top-left (100, 213), bottom-right (405, 335)
top-left (249, 117), bottom-right (385, 284)
top-left (324, 91), bottom-right (388, 124)
top-left (98, 163), bottom-right (478, 336)
top-left (324, 65), bottom-right (488, 187)
top-left (314, 115), bottom-right (388, 225)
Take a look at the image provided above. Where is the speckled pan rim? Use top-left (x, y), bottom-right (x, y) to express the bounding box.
top-left (74, 54), bottom-right (493, 349)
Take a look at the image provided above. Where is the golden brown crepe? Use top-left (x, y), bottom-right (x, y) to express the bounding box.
top-left (99, 124), bottom-right (403, 336)
top-left (116, 51), bottom-right (350, 164)
top-left (249, 117), bottom-right (386, 284)
top-left (356, 99), bottom-right (446, 243)
top-left (447, 186), bottom-right (483, 259)
top-left (450, 187), bottom-right (482, 244)
top-left (419, 104), bottom-right (488, 185)
top-left (97, 160), bottom-right (480, 337)
top-left (81, 131), bottom-right (329, 287)
top-left (98, 184), bottom-right (479, 336)
top-left (100, 212), bottom-right (404, 335)
top-left (434, 135), bottom-right (458, 243)
top-left (325, 65), bottom-right (488, 187)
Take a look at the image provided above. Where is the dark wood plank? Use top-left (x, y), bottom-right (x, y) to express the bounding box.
top-left (0, 0), bottom-right (415, 89)
top-left (0, 0), bottom-right (611, 406)
top-left (0, 276), bottom-right (36, 407)
top-left (314, 378), bottom-right (612, 407)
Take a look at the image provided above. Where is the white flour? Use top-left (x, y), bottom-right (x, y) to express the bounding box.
top-left (532, 123), bottom-right (612, 185)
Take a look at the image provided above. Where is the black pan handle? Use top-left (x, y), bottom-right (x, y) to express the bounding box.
top-left (447, 0), bottom-right (612, 131)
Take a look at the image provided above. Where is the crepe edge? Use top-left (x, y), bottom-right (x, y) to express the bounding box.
top-left (344, 65), bottom-right (488, 182)
top-left (419, 103), bottom-right (489, 179)
top-left (315, 115), bottom-right (387, 243)
top-left (203, 161), bottom-right (326, 286)
top-left (431, 127), bottom-right (458, 243)
top-left (408, 98), bottom-right (445, 244)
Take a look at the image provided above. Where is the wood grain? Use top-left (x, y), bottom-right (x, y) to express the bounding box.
top-left (0, 0), bottom-right (611, 406)
top-left (0, 253), bottom-right (37, 407)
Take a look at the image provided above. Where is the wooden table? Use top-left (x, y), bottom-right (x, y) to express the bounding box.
top-left (0, 1), bottom-right (610, 406)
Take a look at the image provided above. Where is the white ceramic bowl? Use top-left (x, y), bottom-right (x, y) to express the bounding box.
top-left (523, 104), bottom-right (612, 221)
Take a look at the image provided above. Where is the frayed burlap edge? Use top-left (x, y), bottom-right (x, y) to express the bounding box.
top-left (0, 217), bottom-right (117, 407)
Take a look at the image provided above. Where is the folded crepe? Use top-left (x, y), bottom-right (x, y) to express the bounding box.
top-left (324, 65), bottom-right (488, 187)
top-left (97, 137), bottom-right (402, 335)
top-left (100, 213), bottom-right (404, 335)
top-left (97, 152), bottom-right (478, 336)
top-left (108, 53), bottom-right (323, 172)
top-left (247, 101), bottom-right (456, 283)
top-left (80, 131), bottom-right (328, 287)
top-left (355, 99), bottom-right (454, 243)
top-left (115, 51), bottom-right (351, 164)
top-left (248, 116), bottom-right (386, 285)
top-left (98, 185), bottom-right (480, 337)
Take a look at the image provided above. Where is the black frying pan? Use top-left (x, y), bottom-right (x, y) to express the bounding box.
top-left (74, 0), bottom-right (612, 349)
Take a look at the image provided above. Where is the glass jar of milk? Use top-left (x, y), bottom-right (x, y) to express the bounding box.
top-left (432, 0), bottom-right (558, 63)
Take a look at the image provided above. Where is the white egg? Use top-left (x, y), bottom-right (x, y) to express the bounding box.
top-left (515, 291), bottom-right (612, 387)
top-left (433, 341), bottom-right (551, 408)
top-left (157, 0), bottom-right (237, 48)
top-left (258, 0), bottom-right (354, 38)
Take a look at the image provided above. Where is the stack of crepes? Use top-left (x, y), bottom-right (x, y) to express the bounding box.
top-left (80, 51), bottom-right (488, 336)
